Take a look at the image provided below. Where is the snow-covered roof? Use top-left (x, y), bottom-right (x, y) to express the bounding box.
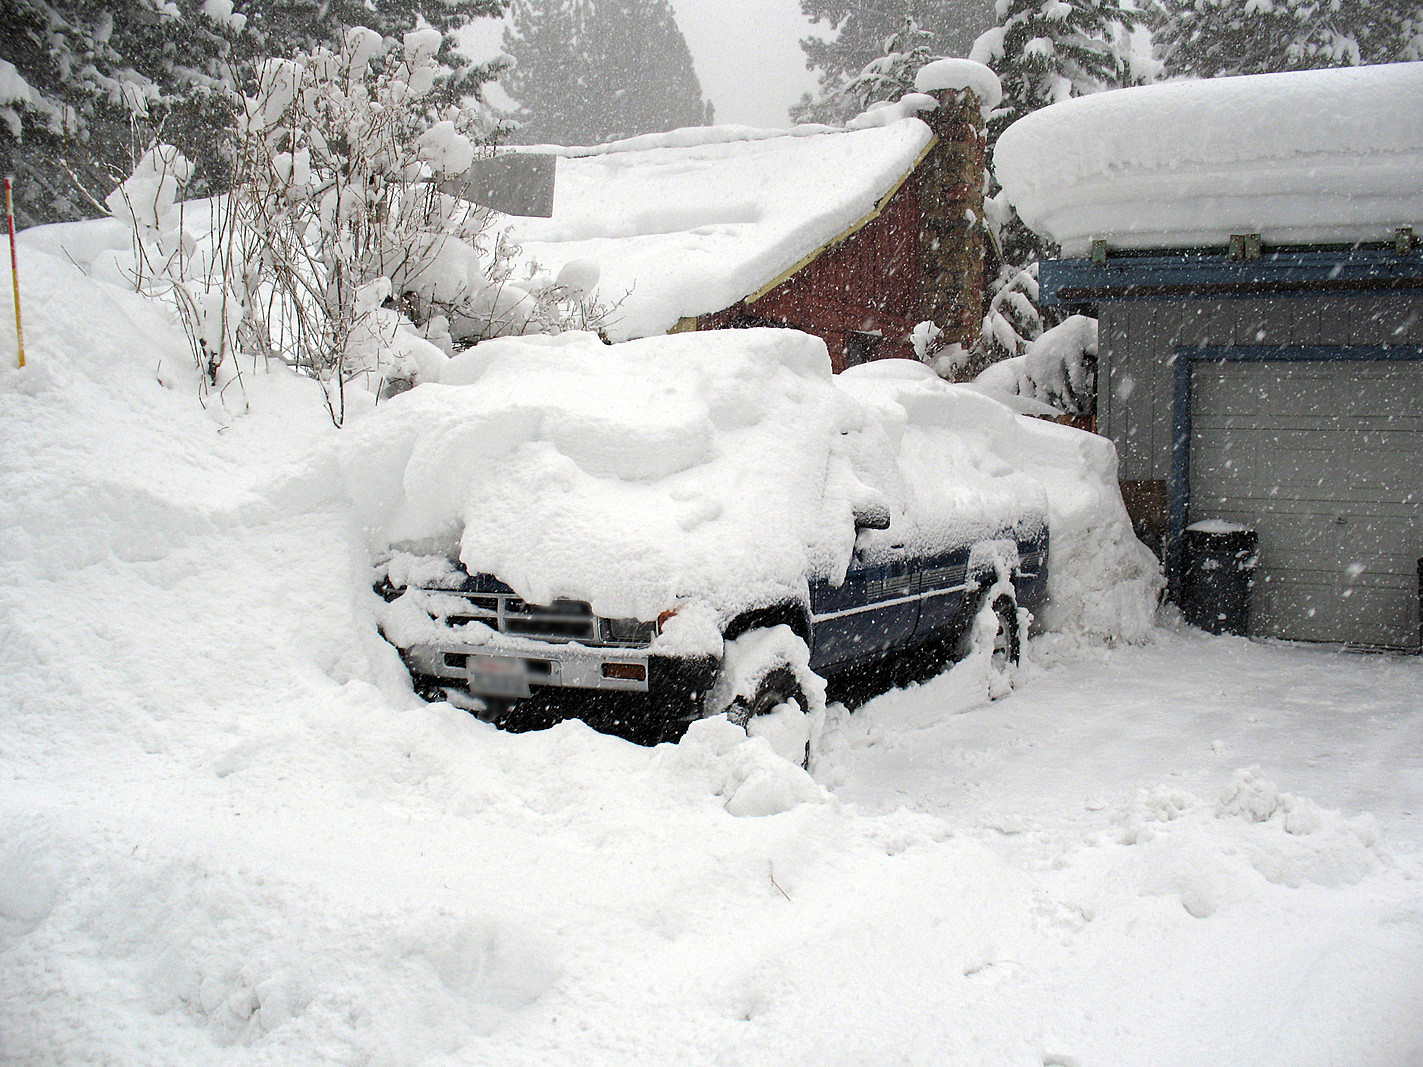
top-left (498, 113), bottom-right (935, 341)
top-left (994, 63), bottom-right (1423, 257)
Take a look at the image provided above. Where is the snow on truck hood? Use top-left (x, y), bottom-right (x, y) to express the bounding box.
top-left (994, 62), bottom-right (1423, 256)
top-left (342, 329), bottom-right (1161, 642)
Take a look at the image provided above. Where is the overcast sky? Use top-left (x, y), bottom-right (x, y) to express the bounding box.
top-left (462, 1), bottom-right (822, 130)
top-left (671, 0), bottom-right (820, 127)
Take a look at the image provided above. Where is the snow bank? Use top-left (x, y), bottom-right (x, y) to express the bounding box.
top-left (995, 62), bottom-right (1423, 255)
top-left (500, 117), bottom-right (933, 340)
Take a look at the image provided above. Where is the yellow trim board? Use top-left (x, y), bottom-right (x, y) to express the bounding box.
top-left (742, 135), bottom-right (937, 307)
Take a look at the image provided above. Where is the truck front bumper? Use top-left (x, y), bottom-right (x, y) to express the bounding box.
top-left (404, 638), bottom-right (652, 697)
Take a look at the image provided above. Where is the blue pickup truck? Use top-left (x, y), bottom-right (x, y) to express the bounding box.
top-left (380, 514), bottom-right (1047, 750)
top-left (368, 333), bottom-right (1058, 760)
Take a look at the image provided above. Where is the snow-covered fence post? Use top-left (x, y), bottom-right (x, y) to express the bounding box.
top-left (913, 60), bottom-right (1001, 373)
top-left (5, 176), bottom-right (23, 369)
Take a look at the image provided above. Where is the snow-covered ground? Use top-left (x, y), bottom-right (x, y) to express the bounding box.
top-left (3, 231), bottom-right (1422, 1065)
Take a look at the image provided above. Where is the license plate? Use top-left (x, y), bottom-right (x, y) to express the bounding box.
top-left (468, 655), bottom-right (532, 699)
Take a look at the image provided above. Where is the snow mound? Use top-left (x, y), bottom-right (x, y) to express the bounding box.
top-left (657, 715), bottom-right (827, 817)
top-left (995, 62), bottom-right (1423, 255)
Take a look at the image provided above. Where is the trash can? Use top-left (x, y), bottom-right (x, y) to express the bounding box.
top-left (1182, 522), bottom-right (1258, 636)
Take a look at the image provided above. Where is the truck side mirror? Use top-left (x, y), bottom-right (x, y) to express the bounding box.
top-left (853, 504), bottom-right (891, 531)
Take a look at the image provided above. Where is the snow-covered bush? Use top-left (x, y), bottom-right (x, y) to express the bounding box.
top-left (225, 26), bottom-right (499, 423)
top-left (104, 141), bottom-right (252, 394)
top-left (979, 260), bottom-right (1043, 365)
top-left (975, 314), bottom-right (1097, 417)
top-left (106, 25), bottom-right (615, 425)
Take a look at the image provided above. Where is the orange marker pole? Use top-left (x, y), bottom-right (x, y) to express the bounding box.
top-left (5, 176), bottom-right (24, 368)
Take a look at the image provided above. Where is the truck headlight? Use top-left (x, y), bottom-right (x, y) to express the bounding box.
top-left (602, 617), bottom-right (655, 644)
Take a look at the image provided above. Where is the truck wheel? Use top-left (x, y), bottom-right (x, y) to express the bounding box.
top-left (971, 593), bottom-right (1020, 700)
top-left (987, 594), bottom-right (1021, 673)
top-left (730, 665), bottom-right (811, 768)
top-left (713, 627), bottom-right (822, 768)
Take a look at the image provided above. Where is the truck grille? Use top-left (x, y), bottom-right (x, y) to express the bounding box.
top-left (426, 589), bottom-right (599, 642)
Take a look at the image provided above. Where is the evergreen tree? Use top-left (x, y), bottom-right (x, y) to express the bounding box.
top-left (243, 0), bottom-right (506, 103)
top-left (0, 0), bottom-right (505, 227)
top-left (972, 0), bottom-right (1142, 142)
top-left (970, 0), bottom-right (1140, 386)
top-left (500, 0), bottom-right (708, 145)
top-left (1152, 0), bottom-right (1422, 79)
top-left (792, 14), bottom-right (939, 123)
top-left (796, 0), bottom-right (995, 121)
top-left (0, 0), bottom-right (239, 225)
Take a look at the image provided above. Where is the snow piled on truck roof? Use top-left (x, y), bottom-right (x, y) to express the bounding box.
top-left (994, 62), bottom-right (1423, 256)
top-left (497, 114), bottom-right (934, 340)
top-left (343, 331), bottom-right (1161, 643)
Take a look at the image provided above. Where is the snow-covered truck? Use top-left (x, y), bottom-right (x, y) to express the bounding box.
top-left (363, 328), bottom-right (1080, 758)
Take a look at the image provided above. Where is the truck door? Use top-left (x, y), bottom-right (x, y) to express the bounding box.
top-left (809, 550), bottom-right (919, 672)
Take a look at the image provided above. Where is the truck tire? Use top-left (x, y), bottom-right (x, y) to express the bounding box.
top-left (713, 627), bottom-right (821, 767)
top-left (977, 592), bottom-right (1020, 700)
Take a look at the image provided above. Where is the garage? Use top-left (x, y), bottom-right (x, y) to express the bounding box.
top-left (997, 61), bottom-right (1423, 651)
top-left (1185, 355), bottom-right (1422, 649)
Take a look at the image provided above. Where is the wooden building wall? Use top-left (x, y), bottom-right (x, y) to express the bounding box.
top-left (698, 173), bottom-right (926, 373)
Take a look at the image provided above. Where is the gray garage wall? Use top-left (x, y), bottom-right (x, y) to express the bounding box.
top-left (1099, 293), bottom-right (1423, 482)
top-left (1187, 357), bottom-right (1422, 648)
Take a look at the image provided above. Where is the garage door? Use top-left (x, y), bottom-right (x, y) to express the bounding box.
top-left (1189, 357), bottom-right (1422, 649)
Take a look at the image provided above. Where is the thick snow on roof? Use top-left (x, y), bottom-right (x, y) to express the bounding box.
top-left (995, 63), bottom-right (1423, 256)
top-left (500, 115), bottom-right (934, 340)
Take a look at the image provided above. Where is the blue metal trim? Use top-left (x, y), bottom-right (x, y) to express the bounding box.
top-left (1041, 248), bottom-right (1423, 306)
top-left (1167, 344), bottom-right (1423, 599)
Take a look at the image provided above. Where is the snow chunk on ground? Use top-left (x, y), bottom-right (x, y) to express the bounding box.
top-left (995, 62), bottom-right (1423, 255)
top-left (1106, 768), bottom-right (1387, 921)
top-left (657, 715), bottom-right (827, 817)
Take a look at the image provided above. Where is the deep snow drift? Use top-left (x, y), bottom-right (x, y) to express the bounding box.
top-left (2, 223), bottom-right (1421, 1065)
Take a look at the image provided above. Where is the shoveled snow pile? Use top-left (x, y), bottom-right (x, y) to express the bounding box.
top-left (994, 62), bottom-right (1423, 255)
top-left (1, 220), bottom-right (1421, 1066)
top-left (347, 333), bottom-right (1158, 646)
